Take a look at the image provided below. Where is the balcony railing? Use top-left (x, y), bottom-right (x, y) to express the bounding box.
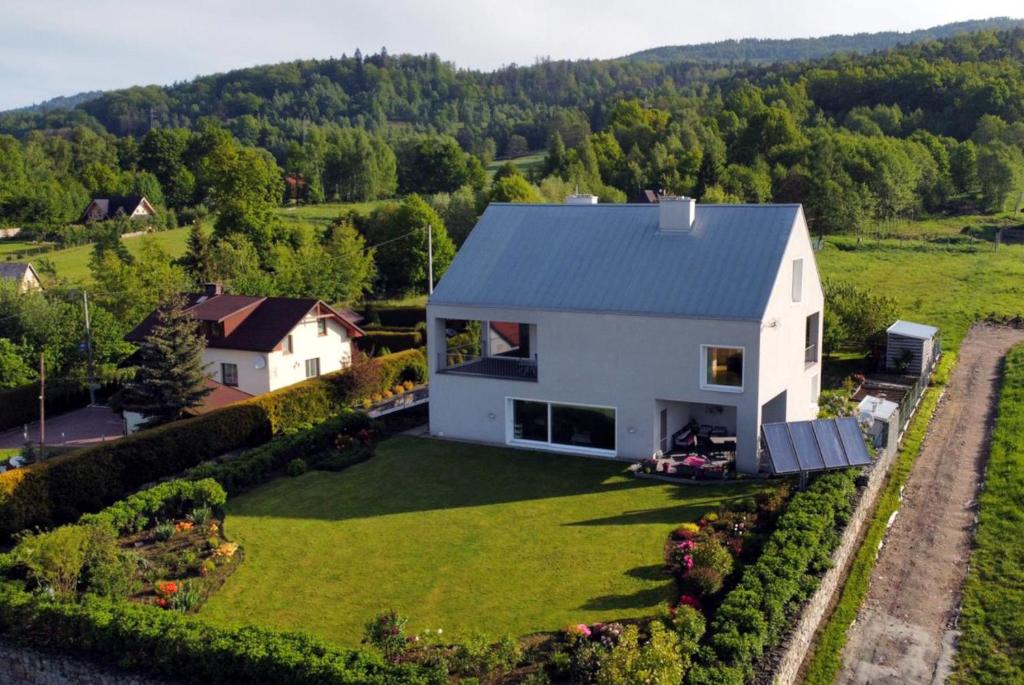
top-left (805, 343), bottom-right (818, 365)
top-left (438, 347), bottom-right (538, 381)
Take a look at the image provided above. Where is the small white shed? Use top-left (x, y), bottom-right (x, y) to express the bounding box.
top-left (858, 395), bottom-right (900, 453)
top-left (886, 320), bottom-right (939, 377)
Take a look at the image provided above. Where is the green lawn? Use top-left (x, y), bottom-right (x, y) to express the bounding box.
top-left (42, 227), bottom-right (191, 283)
top-left (0, 240), bottom-right (54, 257)
top-left (487, 153), bottom-right (545, 179)
top-left (951, 344), bottom-right (1024, 684)
top-left (200, 437), bottom-right (767, 645)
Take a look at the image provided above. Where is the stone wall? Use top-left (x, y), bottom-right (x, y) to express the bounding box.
top-left (0, 643), bottom-right (177, 685)
top-left (769, 401), bottom-right (916, 685)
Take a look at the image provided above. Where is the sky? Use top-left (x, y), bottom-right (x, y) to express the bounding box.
top-left (0, 0), bottom-right (1021, 111)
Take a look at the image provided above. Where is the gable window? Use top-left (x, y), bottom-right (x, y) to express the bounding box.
top-left (805, 312), bottom-right (820, 366)
top-left (221, 363), bottom-right (238, 387)
top-left (283, 334), bottom-right (294, 355)
top-left (792, 258), bottom-right (803, 302)
top-left (317, 318), bottom-right (328, 336)
top-left (701, 345), bottom-right (744, 392)
top-left (305, 358), bottom-right (321, 378)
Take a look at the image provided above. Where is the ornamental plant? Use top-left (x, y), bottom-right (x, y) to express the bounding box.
top-left (363, 609), bottom-right (409, 662)
top-left (153, 521), bottom-right (174, 541)
top-left (691, 537), bottom-right (734, 577)
top-left (674, 523), bottom-right (700, 540)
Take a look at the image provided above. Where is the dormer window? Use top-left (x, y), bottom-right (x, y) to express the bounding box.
top-left (317, 319), bottom-right (327, 336)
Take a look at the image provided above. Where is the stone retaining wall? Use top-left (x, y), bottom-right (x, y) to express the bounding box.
top-left (770, 410), bottom-right (908, 685)
top-left (0, 643), bottom-right (176, 685)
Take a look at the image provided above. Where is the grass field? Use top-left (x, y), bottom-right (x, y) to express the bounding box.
top-left (40, 227), bottom-right (191, 283)
top-left (0, 240), bottom-right (54, 257)
top-left (200, 437), bottom-right (768, 645)
top-left (276, 201), bottom-right (392, 226)
top-left (818, 225), bottom-right (1024, 350)
top-left (487, 153), bottom-right (545, 179)
top-left (951, 344), bottom-right (1024, 684)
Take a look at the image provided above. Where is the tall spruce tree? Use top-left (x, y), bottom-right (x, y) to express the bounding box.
top-left (179, 223), bottom-right (213, 285)
top-left (120, 297), bottom-right (211, 427)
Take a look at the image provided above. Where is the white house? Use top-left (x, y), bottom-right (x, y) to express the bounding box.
top-left (80, 196), bottom-right (157, 223)
top-left (0, 262), bottom-right (42, 292)
top-left (426, 197), bottom-right (824, 474)
top-left (126, 284), bottom-right (364, 398)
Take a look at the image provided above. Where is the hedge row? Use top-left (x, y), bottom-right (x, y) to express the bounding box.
top-left (188, 412), bottom-right (374, 496)
top-left (686, 469), bottom-right (858, 685)
top-left (0, 581), bottom-right (442, 685)
top-left (364, 305), bottom-right (426, 328)
top-left (79, 478), bottom-right (227, 536)
top-left (0, 349), bottom-right (426, 539)
top-left (356, 329), bottom-right (424, 354)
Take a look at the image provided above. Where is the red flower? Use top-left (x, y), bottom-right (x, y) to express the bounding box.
top-left (677, 594), bottom-right (702, 611)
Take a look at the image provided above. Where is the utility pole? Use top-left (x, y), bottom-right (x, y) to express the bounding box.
top-left (426, 223), bottom-right (434, 295)
top-left (38, 353), bottom-right (45, 455)
top-left (82, 291), bottom-right (96, 405)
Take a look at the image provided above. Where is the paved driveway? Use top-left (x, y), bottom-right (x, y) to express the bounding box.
top-left (838, 324), bottom-right (1024, 684)
top-left (0, 405), bottom-right (125, 450)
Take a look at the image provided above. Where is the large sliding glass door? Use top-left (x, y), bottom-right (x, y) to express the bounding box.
top-left (509, 398), bottom-right (616, 456)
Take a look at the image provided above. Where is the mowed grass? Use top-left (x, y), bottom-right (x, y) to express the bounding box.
top-left (43, 227), bottom-right (191, 283)
top-left (952, 344), bottom-right (1024, 684)
top-left (200, 437), bottom-right (768, 645)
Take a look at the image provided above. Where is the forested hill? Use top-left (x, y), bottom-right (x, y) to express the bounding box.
top-left (622, 17), bottom-right (1024, 64)
top-left (5, 90), bottom-right (105, 115)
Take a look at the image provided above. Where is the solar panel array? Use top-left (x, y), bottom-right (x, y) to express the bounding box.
top-left (761, 417), bottom-right (872, 475)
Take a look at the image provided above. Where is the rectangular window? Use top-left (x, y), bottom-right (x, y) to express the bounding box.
top-left (221, 363), bottom-right (238, 387)
top-left (792, 258), bottom-right (803, 302)
top-left (702, 346), bottom-right (744, 391)
top-left (509, 399), bottom-right (616, 455)
top-left (305, 358), bottom-right (321, 378)
top-left (805, 312), bottom-right (820, 365)
top-left (317, 319), bottom-right (327, 336)
top-left (811, 373), bottom-right (820, 403)
top-left (551, 403), bottom-right (616, 451)
top-left (283, 334), bottom-right (294, 355)
top-left (511, 399), bottom-right (548, 442)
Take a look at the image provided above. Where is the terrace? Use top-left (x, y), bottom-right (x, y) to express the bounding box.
top-left (437, 319), bottom-right (538, 381)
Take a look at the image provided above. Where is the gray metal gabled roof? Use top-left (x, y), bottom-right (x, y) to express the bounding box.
top-left (430, 203), bottom-right (803, 320)
top-left (887, 320), bottom-right (939, 341)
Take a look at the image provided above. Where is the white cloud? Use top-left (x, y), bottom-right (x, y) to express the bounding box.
top-left (0, 0), bottom-right (1020, 110)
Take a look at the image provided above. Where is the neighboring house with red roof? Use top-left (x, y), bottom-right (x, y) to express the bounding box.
top-left (125, 284), bottom-right (364, 398)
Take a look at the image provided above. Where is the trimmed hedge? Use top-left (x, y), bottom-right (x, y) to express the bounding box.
top-left (356, 329), bottom-right (424, 354)
top-left (79, 478), bottom-right (227, 535)
top-left (366, 305), bottom-right (426, 328)
top-left (0, 581), bottom-right (443, 685)
top-left (0, 349), bottom-right (427, 539)
top-left (188, 412), bottom-right (374, 495)
top-left (686, 470), bottom-right (858, 685)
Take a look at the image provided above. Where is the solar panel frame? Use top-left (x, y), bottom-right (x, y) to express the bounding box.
top-left (762, 423), bottom-right (800, 474)
top-left (813, 419), bottom-right (849, 468)
top-left (788, 421), bottom-right (826, 471)
top-left (836, 417), bottom-right (873, 467)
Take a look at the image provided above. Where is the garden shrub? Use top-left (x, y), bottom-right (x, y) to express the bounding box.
top-left (0, 581), bottom-right (443, 685)
top-left (685, 469), bottom-right (857, 684)
top-left (682, 567), bottom-right (724, 598)
top-left (356, 329), bottom-right (424, 354)
top-left (0, 351), bottom-right (420, 540)
top-left (370, 305), bottom-right (426, 328)
top-left (690, 538), bottom-right (734, 578)
top-left (596, 623), bottom-right (683, 685)
top-left (79, 478), bottom-right (226, 536)
top-left (363, 609), bottom-right (409, 662)
top-left (287, 459), bottom-right (307, 477)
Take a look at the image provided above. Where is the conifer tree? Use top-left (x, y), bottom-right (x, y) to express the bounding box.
top-left (179, 223), bottom-right (213, 285)
top-left (120, 297), bottom-right (211, 427)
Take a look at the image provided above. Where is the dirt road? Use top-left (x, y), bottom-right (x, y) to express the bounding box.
top-left (838, 324), bottom-right (1024, 685)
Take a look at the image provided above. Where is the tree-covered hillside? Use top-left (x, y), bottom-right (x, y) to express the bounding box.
top-left (622, 17), bottom-right (1024, 64)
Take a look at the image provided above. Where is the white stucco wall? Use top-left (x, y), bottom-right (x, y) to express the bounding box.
top-left (427, 210), bottom-right (825, 474)
top-left (204, 316), bottom-right (352, 396)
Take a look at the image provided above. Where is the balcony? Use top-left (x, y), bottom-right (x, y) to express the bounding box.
top-left (438, 346), bottom-right (538, 381)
